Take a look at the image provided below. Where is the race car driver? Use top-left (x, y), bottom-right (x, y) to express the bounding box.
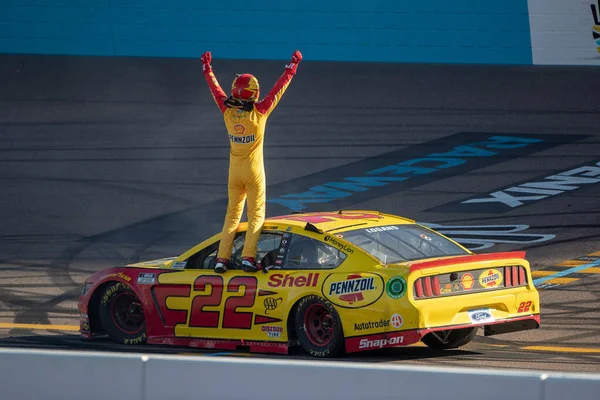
top-left (201, 50), bottom-right (302, 273)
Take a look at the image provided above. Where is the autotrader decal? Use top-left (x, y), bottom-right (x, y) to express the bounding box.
top-left (353, 319), bottom-right (390, 331)
top-left (429, 160), bottom-right (600, 214)
top-left (266, 133), bottom-right (586, 212)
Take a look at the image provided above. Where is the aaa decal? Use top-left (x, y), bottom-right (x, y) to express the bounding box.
top-left (263, 297), bottom-right (282, 314)
top-left (322, 273), bottom-right (384, 308)
top-left (479, 269), bottom-right (503, 288)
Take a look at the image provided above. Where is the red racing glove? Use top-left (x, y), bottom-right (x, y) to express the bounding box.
top-left (285, 50), bottom-right (302, 74)
top-left (201, 51), bottom-right (212, 72)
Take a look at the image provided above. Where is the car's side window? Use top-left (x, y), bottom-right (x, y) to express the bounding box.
top-left (284, 234), bottom-right (347, 270)
top-left (181, 241), bottom-right (218, 270)
top-left (195, 233), bottom-right (246, 269)
top-left (234, 232), bottom-right (282, 267)
top-left (192, 231), bottom-right (282, 270)
top-left (183, 232), bottom-right (246, 270)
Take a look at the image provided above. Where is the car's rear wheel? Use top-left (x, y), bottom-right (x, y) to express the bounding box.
top-left (421, 327), bottom-right (477, 350)
top-left (98, 282), bottom-right (147, 345)
top-left (295, 295), bottom-right (345, 358)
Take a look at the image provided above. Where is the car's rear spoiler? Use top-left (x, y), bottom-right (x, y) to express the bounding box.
top-left (409, 251), bottom-right (526, 273)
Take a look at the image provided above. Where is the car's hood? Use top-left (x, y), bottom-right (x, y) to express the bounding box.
top-left (125, 257), bottom-right (178, 269)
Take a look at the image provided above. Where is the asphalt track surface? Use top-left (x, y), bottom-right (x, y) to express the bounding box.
top-left (1, 54), bottom-right (599, 372)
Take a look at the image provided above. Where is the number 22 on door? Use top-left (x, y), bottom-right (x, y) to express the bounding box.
top-left (176, 275), bottom-right (258, 336)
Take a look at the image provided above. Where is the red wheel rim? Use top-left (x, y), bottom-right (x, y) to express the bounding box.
top-left (110, 292), bottom-right (145, 334)
top-left (303, 303), bottom-right (334, 346)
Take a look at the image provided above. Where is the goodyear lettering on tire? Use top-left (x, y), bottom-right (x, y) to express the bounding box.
top-left (101, 282), bottom-right (129, 305)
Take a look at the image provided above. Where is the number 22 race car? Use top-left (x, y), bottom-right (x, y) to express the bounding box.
top-left (78, 210), bottom-right (540, 357)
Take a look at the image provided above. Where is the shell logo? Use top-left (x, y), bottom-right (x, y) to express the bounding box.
top-left (233, 124), bottom-right (246, 135)
top-left (479, 269), bottom-right (503, 288)
top-left (460, 273), bottom-right (474, 290)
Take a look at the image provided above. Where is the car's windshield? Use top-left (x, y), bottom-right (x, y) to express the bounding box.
top-left (341, 224), bottom-right (469, 264)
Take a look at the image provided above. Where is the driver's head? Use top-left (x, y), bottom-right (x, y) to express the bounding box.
top-left (231, 74), bottom-right (259, 101)
top-left (288, 239), bottom-right (318, 267)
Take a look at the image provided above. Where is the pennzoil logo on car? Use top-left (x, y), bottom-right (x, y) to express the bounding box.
top-left (479, 269), bottom-right (503, 288)
top-left (330, 275), bottom-right (375, 298)
top-left (322, 273), bottom-right (384, 308)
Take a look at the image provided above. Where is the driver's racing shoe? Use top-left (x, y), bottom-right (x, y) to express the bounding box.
top-left (214, 258), bottom-right (229, 273)
top-left (241, 257), bottom-right (259, 273)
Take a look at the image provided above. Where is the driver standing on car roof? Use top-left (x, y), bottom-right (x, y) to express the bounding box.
top-left (201, 49), bottom-right (302, 273)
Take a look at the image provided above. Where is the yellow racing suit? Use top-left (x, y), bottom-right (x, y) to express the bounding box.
top-left (203, 66), bottom-right (296, 261)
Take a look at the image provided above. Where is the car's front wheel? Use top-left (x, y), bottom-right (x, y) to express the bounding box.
top-left (421, 327), bottom-right (477, 350)
top-left (98, 282), bottom-right (147, 345)
top-left (295, 295), bottom-right (345, 358)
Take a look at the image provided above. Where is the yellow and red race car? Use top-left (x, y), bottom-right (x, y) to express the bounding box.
top-left (78, 210), bottom-right (540, 357)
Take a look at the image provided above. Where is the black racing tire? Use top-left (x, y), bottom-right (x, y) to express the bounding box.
top-left (421, 327), bottom-right (477, 350)
top-left (295, 295), bottom-right (345, 358)
top-left (98, 282), bottom-right (147, 345)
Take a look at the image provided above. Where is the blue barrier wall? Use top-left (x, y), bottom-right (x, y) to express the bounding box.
top-left (0, 0), bottom-right (532, 64)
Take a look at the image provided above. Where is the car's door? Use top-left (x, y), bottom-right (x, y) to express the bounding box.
top-left (262, 232), bottom-right (348, 327)
top-left (151, 230), bottom-right (287, 342)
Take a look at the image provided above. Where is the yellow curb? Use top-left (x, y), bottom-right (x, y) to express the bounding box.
top-left (0, 322), bottom-right (80, 331)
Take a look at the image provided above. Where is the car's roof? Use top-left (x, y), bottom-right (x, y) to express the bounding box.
top-left (265, 210), bottom-right (415, 233)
